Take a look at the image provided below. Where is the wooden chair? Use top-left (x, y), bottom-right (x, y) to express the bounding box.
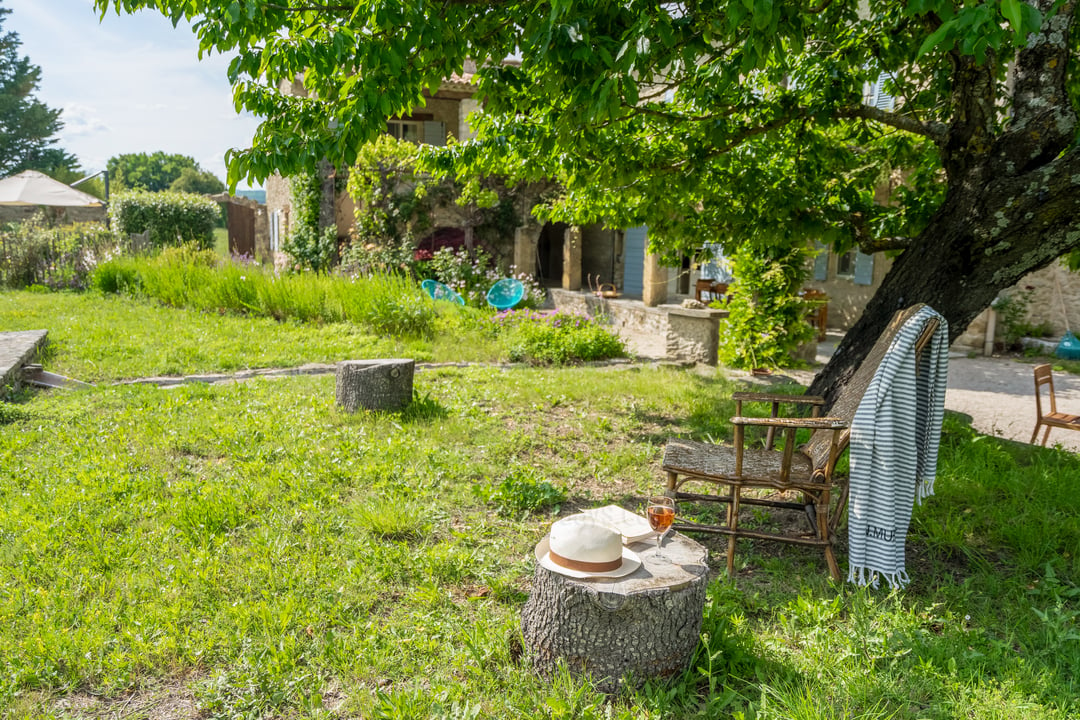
top-left (1031, 363), bottom-right (1080, 446)
top-left (695, 279), bottom-right (728, 303)
top-left (662, 305), bottom-right (939, 580)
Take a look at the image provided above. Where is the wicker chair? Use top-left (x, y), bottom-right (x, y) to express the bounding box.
top-left (1030, 363), bottom-right (1080, 446)
top-left (662, 304), bottom-right (939, 580)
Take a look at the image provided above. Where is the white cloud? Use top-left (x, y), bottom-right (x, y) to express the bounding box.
top-left (60, 103), bottom-right (110, 138)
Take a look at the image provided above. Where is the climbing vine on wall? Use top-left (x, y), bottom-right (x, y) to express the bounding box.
top-left (719, 241), bottom-right (816, 369)
top-left (284, 169), bottom-right (336, 272)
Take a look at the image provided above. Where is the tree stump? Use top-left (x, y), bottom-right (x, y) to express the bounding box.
top-left (335, 359), bottom-right (414, 412)
top-left (521, 532), bottom-right (709, 692)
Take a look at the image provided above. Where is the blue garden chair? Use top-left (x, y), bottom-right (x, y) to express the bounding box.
top-left (486, 278), bottom-right (525, 310)
top-left (421, 278), bottom-right (465, 305)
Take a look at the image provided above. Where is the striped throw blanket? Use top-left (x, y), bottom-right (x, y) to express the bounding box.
top-left (848, 306), bottom-right (948, 589)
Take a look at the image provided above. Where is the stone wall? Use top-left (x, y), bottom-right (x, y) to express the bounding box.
top-left (1003, 260), bottom-right (1080, 338)
top-left (550, 289), bottom-right (667, 358)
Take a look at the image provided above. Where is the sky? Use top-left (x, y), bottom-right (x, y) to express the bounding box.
top-left (5, 0), bottom-right (263, 189)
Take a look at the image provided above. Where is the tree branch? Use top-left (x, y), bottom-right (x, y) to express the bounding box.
top-left (838, 105), bottom-right (948, 144)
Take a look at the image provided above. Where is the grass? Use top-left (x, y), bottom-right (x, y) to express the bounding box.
top-left (0, 292), bottom-right (1077, 718)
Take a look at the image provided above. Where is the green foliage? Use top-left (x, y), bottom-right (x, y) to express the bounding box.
top-left (106, 151), bottom-right (204, 193)
top-left (0, 217), bottom-right (119, 290)
top-left (474, 467), bottom-right (566, 517)
top-left (719, 242), bottom-right (816, 369)
top-left (493, 309), bottom-right (626, 364)
top-left (347, 135), bottom-right (427, 250)
top-left (168, 166), bottom-right (225, 195)
top-left (282, 225), bottom-right (338, 273)
top-left (283, 169), bottom-right (338, 272)
top-left (992, 286), bottom-right (1054, 348)
top-left (0, 4), bottom-right (77, 176)
top-left (92, 251), bottom-right (437, 338)
top-left (108, 190), bottom-right (220, 249)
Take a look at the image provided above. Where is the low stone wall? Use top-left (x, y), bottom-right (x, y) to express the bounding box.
top-left (549, 289), bottom-right (726, 364)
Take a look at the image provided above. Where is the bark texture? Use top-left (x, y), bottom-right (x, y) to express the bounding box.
top-left (335, 359), bottom-right (414, 412)
top-left (521, 533), bottom-right (709, 692)
top-left (810, 1), bottom-right (1080, 407)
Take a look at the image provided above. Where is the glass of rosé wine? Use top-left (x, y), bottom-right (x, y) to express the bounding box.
top-left (646, 495), bottom-right (676, 560)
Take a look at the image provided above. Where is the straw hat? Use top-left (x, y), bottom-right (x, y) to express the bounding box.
top-left (534, 514), bottom-right (641, 579)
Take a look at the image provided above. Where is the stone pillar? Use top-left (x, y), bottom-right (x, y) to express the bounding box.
top-left (642, 250), bottom-right (668, 307)
top-left (563, 225), bottom-right (582, 291)
top-left (513, 225), bottom-right (540, 278)
top-left (665, 307), bottom-right (728, 365)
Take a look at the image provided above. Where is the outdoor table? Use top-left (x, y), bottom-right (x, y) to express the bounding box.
top-left (521, 531), bottom-right (709, 692)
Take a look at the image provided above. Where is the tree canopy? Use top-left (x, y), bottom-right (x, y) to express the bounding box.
top-left (94, 0), bottom-right (1080, 402)
top-left (0, 2), bottom-right (77, 178)
top-left (107, 151), bottom-right (222, 193)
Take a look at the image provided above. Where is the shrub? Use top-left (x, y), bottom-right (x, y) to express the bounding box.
top-left (282, 225), bottom-right (338, 273)
top-left (109, 190), bottom-right (220, 249)
top-left (719, 242), bottom-right (816, 369)
top-left (0, 216), bottom-right (120, 290)
top-left (425, 247), bottom-right (545, 309)
top-left (493, 309), bottom-right (626, 364)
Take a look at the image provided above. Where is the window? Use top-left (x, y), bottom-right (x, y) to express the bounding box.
top-left (387, 119), bottom-right (424, 142)
top-left (836, 250), bottom-right (856, 278)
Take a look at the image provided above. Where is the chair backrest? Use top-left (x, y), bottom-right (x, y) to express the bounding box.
top-left (1033, 363), bottom-right (1056, 416)
top-left (423, 279), bottom-right (465, 305)
top-left (487, 278), bottom-right (525, 310)
top-left (801, 304), bottom-right (939, 477)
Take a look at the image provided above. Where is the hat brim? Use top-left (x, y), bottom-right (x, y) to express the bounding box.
top-left (534, 534), bottom-right (642, 579)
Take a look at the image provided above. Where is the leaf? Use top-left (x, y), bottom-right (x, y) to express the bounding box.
top-left (917, 21), bottom-right (953, 58)
top-left (1000, 0), bottom-right (1023, 33)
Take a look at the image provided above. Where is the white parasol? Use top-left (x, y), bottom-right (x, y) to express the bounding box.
top-left (0, 170), bottom-right (105, 207)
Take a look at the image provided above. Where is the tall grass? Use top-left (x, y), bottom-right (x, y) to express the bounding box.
top-left (93, 248), bottom-right (437, 337)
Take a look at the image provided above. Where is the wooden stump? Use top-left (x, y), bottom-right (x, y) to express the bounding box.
top-left (521, 532), bottom-right (709, 692)
top-left (335, 359), bottom-right (414, 412)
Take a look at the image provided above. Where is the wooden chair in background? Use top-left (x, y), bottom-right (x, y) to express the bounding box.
top-left (1031, 363), bottom-right (1080, 446)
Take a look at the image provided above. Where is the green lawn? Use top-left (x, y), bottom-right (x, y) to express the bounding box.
top-left (1, 291), bottom-right (1078, 719)
top-left (0, 291), bottom-right (501, 381)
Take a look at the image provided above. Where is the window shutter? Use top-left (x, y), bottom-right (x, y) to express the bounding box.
top-left (423, 121), bottom-right (446, 146)
top-left (870, 72), bottom-right (895, 111)
top-left (812, 242), bottom-right (828, 281)
top-left (853, 251), bottom-right (874, 285)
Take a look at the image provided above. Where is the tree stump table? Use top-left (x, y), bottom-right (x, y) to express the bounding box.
top-left (335, 359), bottom-right (414, 412)
top-left (521, 532), bottom-right (709, 692)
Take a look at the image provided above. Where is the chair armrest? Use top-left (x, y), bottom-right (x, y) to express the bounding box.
top-left (730, 392), bottom-right (826, 406)
top-left (731, 416), bottom-right (847, 430)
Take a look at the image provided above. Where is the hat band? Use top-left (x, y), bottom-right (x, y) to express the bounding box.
top-left (549, 550), bottom-right (621, 573)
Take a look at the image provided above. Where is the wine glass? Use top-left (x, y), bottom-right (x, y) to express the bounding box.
top-left (647, 495), bottom-right (676, 560)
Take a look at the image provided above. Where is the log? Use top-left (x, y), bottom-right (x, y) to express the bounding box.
top-left (521, 532), bottom-right (709, 692)
top-left (335, 359), bottom-right (414, 412)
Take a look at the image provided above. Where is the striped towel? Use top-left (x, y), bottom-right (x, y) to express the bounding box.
top-left (848, 306), bottom-right (948, 589)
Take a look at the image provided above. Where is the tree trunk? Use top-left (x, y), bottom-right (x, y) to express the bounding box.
top-left (810, 1), bottom-right (1080, 407)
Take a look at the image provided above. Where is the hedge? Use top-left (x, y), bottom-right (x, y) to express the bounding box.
top-left (109, 190), bottom-right (220, 249)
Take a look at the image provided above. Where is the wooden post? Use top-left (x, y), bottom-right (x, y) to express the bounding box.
top-left (335, 359), bottom-right (414, 412)
top-left (521, 532), bottom-right (709, 692)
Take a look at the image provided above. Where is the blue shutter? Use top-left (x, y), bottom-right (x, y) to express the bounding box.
top-left (623, 226), bottom-right (647, 296)
top-left (423, 121), bottom-right (446, 146)
top-left (812, 242), bottom-right (828, 281)
top-left (853, 251), bottom-right (874, 285)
